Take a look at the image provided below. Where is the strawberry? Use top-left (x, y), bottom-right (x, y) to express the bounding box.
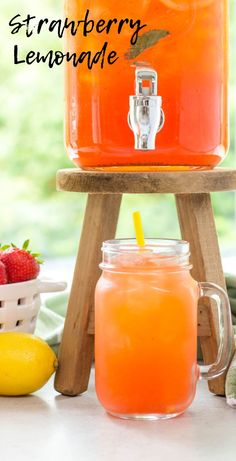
top-left (0, 261), bottom-right (8, 285)
top-left (0, 240), bottom-right (43, 284)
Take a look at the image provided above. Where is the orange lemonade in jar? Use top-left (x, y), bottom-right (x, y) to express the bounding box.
top-left (95, 239), bottom-right (233, 419)
top-left (65, 1), bottom-right (228, 170)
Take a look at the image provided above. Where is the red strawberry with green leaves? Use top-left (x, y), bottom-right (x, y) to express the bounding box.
top-left (0, 261), bottom-right (8, 285)
top-left (0, 240), bottom-right (43, 284)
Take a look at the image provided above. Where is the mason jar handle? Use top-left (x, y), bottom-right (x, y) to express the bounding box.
top-left (199, 282), bottom-right (233, 380)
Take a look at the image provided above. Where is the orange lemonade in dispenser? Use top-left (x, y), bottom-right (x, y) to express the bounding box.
top-left (64, 0), bottom-right (228, 170)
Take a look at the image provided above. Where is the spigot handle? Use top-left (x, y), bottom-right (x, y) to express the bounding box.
top-left (128, 67), bottom-right (165, 151)
top-left (136, 69), bottom-right (157, 96)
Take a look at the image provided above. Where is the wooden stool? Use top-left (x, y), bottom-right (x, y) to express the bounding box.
top-left (54, 168), bottom-right (236, 397)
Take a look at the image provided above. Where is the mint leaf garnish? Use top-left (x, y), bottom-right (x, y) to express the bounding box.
top-left (125, 29), bottom-right (170, 60)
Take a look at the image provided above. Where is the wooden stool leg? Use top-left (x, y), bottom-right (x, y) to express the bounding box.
top-left (55, 193), bottom-right (122, 396)
top-left (175, 193), bottom-right (233, 396)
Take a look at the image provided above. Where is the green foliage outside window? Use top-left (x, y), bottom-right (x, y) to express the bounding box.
top-left (0, 0), bottom-right (235, 257)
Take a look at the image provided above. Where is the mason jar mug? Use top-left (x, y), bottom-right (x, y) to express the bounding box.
top-left (95, 239), bottom-right (233, 420)
top-left (65, 0), bottom-right (228, 170)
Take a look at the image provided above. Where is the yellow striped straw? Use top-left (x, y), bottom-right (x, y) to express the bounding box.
top-left (133, 211), bottom-right (145, 247)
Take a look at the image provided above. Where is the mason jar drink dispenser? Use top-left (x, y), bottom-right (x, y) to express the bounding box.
top-left (65, 1), bottom-right (228, 170)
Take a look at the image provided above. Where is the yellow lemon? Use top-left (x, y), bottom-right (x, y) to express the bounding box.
top-left (0, 333), bottom-right (58, 396)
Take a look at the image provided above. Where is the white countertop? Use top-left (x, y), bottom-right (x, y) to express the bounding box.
top-left (0, 370), bottom-right (235, 461)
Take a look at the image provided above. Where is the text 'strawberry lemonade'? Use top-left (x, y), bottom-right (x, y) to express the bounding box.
top-left (95, 240), bottom-right (232, 420)
top-left (65, 0), bottom-right (228, 170)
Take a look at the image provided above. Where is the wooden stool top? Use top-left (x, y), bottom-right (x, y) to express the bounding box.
top-left (56, 168), bottom-right (236, 194)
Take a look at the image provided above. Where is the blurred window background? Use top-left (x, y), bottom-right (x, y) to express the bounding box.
top-left (1, 0), bottom-right (236, 282)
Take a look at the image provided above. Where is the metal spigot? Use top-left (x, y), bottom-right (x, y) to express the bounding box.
top-left (128, 68), bottom-right (165, 150)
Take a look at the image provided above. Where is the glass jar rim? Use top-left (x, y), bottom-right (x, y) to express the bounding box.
top-left (102, 238), bottom-right (190, 256)
top-left (100, 239), bottom-right (191, 273)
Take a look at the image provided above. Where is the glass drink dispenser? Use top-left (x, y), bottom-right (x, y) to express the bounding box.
top-left (65, 1), bottom-right (228, 170)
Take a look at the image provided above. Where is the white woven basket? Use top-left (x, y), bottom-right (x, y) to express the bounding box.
top-left (0, 279), bottom-right (67, 334)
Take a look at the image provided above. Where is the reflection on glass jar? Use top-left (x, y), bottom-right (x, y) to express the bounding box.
top-left (65, 1), bottom-right (228, 170)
